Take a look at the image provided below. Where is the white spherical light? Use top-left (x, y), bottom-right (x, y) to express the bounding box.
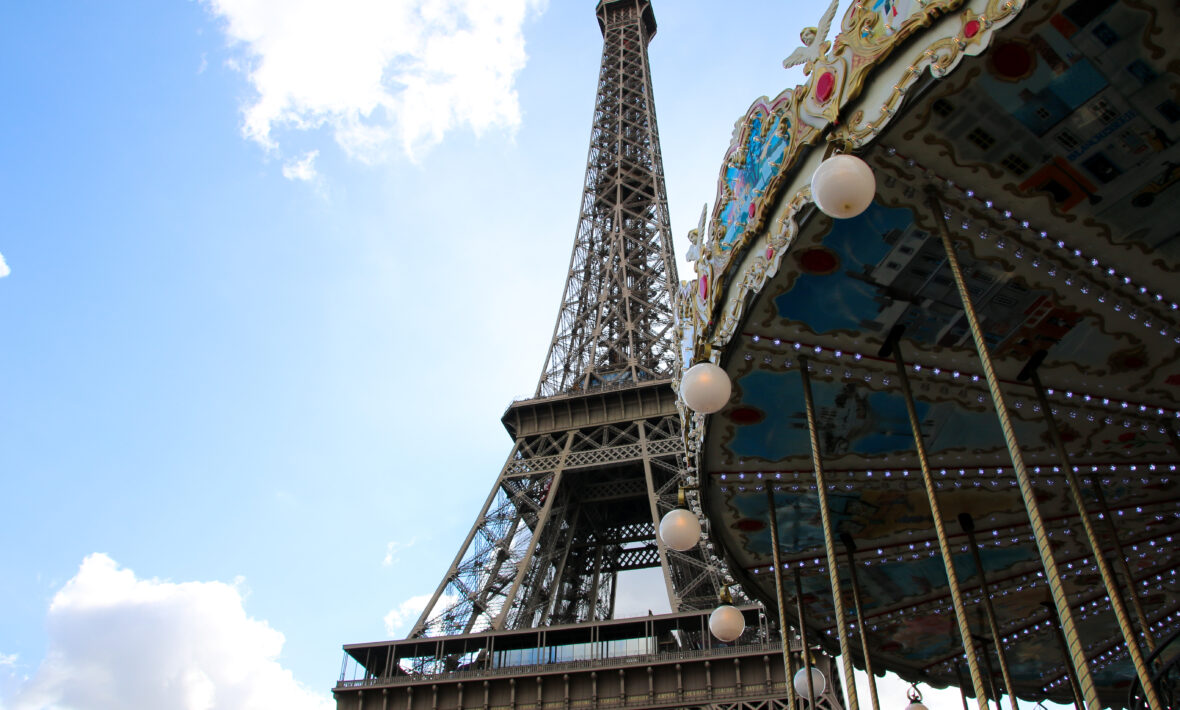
top-left (659, 508), bottom-right (702, 551)
top-left (793, 666), bottom-right (827, 699)
top-left (681, 362), bottom-right (732, 414)
top-left (811, 154), bottom-right (876, 219)
top-left (904, 702), bottom-right (929, 710)
top-left (708, 605), bottom-right (745, 642)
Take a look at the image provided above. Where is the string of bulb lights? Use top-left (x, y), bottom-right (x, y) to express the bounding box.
top-left (666, 147), bottom-right (1172, 709)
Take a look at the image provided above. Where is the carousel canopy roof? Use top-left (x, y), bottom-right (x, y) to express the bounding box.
top-left (681, 0), bottom-right (1179, 704)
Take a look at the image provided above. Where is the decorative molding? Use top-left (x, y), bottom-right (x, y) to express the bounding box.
top-left (688, 0), bottom-right (1028, 366)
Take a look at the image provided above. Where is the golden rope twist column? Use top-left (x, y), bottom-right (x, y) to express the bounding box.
top-left (841, 535), bottom-right (881, 710)
top-left (1091, 482), bottom-right (1156, 653)
top-left (1044, 603), bottom-right (1086, 710)
top-left (927, 188), bottom-right (1100, 709)
top-left (1050, 402), bottom-right (1155, 654)
top-left (766, 485), bottom-right (800, 709)
top-left (955, 663), bottom-right (971, 710)
top-left (795, 570), bottom-right (819, 706)
top-left (960, 516), bottom-right (1020, 710)
top-left (799, 356), bottom-right (859, 710)
top-left (888, 341), bottom-right (990, 710)
top-left (1028, 371), bottom-right (1161, 708)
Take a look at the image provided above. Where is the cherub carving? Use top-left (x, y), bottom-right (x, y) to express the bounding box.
top-left (684, 203), bottom-right (708, 268)
top-left (782, 0), bottom-right (841, 71)
top-left (686, 203), bottom-right (717, 325)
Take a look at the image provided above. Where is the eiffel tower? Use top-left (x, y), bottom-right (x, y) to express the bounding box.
top-left (406, 0), bottom-right (716, 639)
top-left (334, 2), bottom-right (839, 707)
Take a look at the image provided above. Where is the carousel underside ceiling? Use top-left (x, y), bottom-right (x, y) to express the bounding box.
top-left (699, 0), bottom-right (1180, 704)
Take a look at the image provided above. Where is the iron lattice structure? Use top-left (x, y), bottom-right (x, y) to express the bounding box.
top-left (408, 0), bottom-right (721, 641)
top-left (535, 0), bottom-right (678, 398)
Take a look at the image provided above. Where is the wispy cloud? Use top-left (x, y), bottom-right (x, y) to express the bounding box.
top-left (282, 150), bottom-right (319, 181)
top-left (383, 592), bottom-right (454, 637)
top-left (382, 537), bottom-right (417, 567)
top-left (0, 251), bottom-right (10, 278)
top-left (6, 554), bottom-right (331, 710)
top-left (202, 0), bottom-right (546, 163)
top-left (0, 653), bottom-right (17, 667)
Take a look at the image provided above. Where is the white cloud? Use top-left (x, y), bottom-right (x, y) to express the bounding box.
top-left (381, 537), bottom-right (416, 567)
top-left (6, 554), bottom-right (331, 710)
top-left (0, 251), bottom-right (10, 278)
top-left (0, 654), bottom-right (17, 668)
top-left (383, 593), bottom-right (454, 637)
top-left (202, 0), bottom-right (546, 162)
top-left (282, 150), bottom-right (319, 181)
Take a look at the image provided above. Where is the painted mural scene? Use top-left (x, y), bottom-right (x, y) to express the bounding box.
top-left (337, 0), bottom-right (1178, 709)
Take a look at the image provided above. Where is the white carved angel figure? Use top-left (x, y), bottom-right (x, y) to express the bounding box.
top-left (782, 0), bottom-right (841, 70)
top-left (684, 203), bottom-right (708, 270)
top-left (685, 203), bottom-right (716, 336)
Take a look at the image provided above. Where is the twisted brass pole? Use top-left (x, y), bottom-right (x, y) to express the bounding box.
top-left (798, 356), bottom-right (859, 710)
top-left (882, 332), bottom-right (989, 709)
top-left (1021, 365), bottom-right (1161, 707)
top-left (955, 663), bottom-right (971, 710)
top-left (1044, 602), bottom-right (1085, 710)
top-left (766, 484), bottom-right (799, 709)
top-left (928, 188), bottom-right (1100, 709)
top-left (976, 634), bottom-right (1002, 710)
top-left (795, 570), bottom-right (818, 707)
top-left (1078, 469), bottom-right (1156, 653)
top-left (841, 533), bottom-right (880, 710)
top-left (959, 513), bottom-right (1019, 710)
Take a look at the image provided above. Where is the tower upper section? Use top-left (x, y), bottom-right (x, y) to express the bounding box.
top-left (535, 0), bottom-right (678, 398)
top-left (596, 0), bottom-right (657, 38)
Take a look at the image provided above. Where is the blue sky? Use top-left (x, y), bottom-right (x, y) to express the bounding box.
top-left (0, 2), bottom-right (1059, 708)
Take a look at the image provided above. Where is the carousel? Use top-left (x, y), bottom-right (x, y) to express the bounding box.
top-left (666, 0), bottom-right (1180, 707)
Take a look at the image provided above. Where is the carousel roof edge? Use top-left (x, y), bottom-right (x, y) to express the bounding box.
top-left (684, 0), bottom-right (1028, 364)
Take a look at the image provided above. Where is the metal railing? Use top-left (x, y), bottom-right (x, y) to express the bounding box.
top-left (511, 376), bottom-right (673, 406)
top-left (339, 681), bottom-right (789, 710)
top-left (336, 640), bottom-right (780, 689)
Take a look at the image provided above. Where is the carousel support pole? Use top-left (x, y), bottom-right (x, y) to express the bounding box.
top-left (1090, 475), bottom-right (1158, 657)
top-left (840, 533), bottom-right (881, 710)
top-left (766, 484), bottom-right (799, 709)
top-left (878, 327), bottom-right (990, 709)
top-left (798, 356), bottom-right (859, 710)
top-left (959, 513), bottom-right (1019, 710)
top-left (955, 662), bottom-right (971, 710)
top-left (794, 570), bottom-right (818, 707)
top-left (1043, 602), bottom-right (1085, 710)
top-left (1022, 351), bottom-right (1155, 654)
top-left (973, 634), bottom-right (1003, 710)
top-left (927, 187), bottom-right (1100, 709)
top-left (1018, 352), bottom-right (1161, 706)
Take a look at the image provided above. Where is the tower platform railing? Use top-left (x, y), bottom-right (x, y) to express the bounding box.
top-left (338, 606), bottom-right (771, 687)
top-left (334, 606), bottom-right (813, 710)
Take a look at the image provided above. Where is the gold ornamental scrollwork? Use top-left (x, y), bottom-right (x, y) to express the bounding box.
top-left (692, 0), bottom-right (1029, 360)
top-left (842, 0), bottom-right (1025, 144)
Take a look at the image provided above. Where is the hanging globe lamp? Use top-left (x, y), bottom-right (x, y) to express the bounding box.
top-left (681, 362), bottom-right (732, 414)
top-left (811, 153), bottom-right (876, 219)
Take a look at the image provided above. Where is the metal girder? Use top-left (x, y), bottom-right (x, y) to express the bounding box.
top-left (410, 402), bottom-right (722, 637)
top-left (535, 0), bottom-right (678, 399)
